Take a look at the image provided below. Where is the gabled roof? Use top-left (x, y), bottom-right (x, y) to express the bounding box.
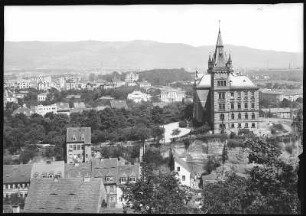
top-left (3, 164), bottom-right (33, 184)
top-left (173, 151), bottom-right (191, 173)
top-left (12, 107), bottom-right (34, 117)
top-left (65, 163), bottom-right (92, 178)
top-left (31, 161), bottom-right (65, 179)
top-left (24, 178), bottom-right (105, 213)
top-left (66, 127), bottom-right (91, 144)
top-left (55, 102), bottom-right (70, 110)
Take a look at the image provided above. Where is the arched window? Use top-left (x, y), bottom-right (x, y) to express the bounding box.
top-left (238, 113), bottom-right (241, 119)
top-left (231, 113), bottom-right (235, 120)
top-left (252, 113), bottom-right (255, 119)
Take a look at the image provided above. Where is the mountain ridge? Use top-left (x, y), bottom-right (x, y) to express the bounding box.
top-left (4, 40), bottom-right (303, 71)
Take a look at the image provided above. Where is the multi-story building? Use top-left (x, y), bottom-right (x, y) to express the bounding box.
top-left (66, 127), bottom-right (92, 164)
top-left (37, 93), bottom-right (48, 102)
top-left (31, 104), bottom-right (57, 116)
top-left (139, 80), bottom-right (152, 88)
top-left (193, 27), bottom-right (260, 134)
top-left (125, 72), bottom-right (139, 83)
top-left (160, 87), bottom-right (185, 103)
top-left (38, 81), bottom-right (51, 91)
top-left (3, 164), bottom-right (33, 198)
top-left (17, 79), bottom-right (32, 89)
top-left (127, 91), bottom-right (151, 103)
top-left (30, 161), bottom-right (65, 179)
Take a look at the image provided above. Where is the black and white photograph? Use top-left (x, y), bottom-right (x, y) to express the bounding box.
top-left (2, 3), bottom-right (303, 214)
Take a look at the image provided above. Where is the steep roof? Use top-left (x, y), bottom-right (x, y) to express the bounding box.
top-left (65, 163), bottom-right (92, 178)
top-left (24, 178), bottom-right (104, 213)
top-left (12, 107), bottom-right (34, 117)
top-left (196, 73), bottom-right (257, 89)
top-left (31, 161), bottom-right (65, 178)
top-left (3, 164), bottom-right (33, 184)
top-left (66, 127), bottom-right (91, 144)
top-left (213, 28), bottom-right (227, 68)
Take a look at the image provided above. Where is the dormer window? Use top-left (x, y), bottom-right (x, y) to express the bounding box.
top-left (81, 134), bottom-right (85, 141)
top-left (120, 177), bottom-right (127, 184)
top-left (106, 176), bottom-right (114, 182)
top-left (129, 177), bottom-right (136, 182)
top-left (72, 135), bottom-right (77, 141)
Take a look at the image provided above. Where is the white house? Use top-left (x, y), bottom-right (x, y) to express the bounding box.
top-left (173, 152), bottom-right (191, 187)
top-left (37, 93), bottom-right (48, 102)
top-left (125, 72), bottom-right (139, 83)
top-left (160, 87), bottom-right (185, 103)
top-left (127, 91), bottom-right (151, 103)
top-left (139, 81), bottom-right (151, 88)
top-left (31, 104), bottom-right (57, 116)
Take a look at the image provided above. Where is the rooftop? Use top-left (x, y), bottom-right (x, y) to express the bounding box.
top-left (24, 178), bottom-right (105, 213)
top-left (66, 127), bottom-right (91, 144)
top-left (3, 164), bottom-right (33, 184)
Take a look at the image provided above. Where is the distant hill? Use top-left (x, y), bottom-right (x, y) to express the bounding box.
top-left (4, 40), bottom-right (303, 72)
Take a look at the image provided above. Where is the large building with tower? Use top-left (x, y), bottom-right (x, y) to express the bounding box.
top-left (193, 27), bottom-right (260, 134)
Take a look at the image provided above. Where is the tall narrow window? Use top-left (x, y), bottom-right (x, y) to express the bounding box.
top-left (231, 113), bottom-right (235, 120)
top-left (237, 91), bottom-right (241, 99)
top-left (230, 92), bottom-right (234, 98)
top-left (245, 123), bottom-right (249, 128)
top-left (238, 103), bottom-right (241, 110)
top-left (252, 123), bottom-right (256, 128)
top-left (238, 123), bottom-right (241, 128)
top-left (252, 113), bottom-right (255, 119)
top-left (245, 113), bottom-right (248, 119)
top-left (220, 114), bottom-right (224, 120)
top-left (245, 103), bottom-right (248, 109)
top-left (238, 113), bottom-right (241, 119)
top-left (252, 103), bottom-right (255, 109)
top-left (231, 103), bottom-right (234, 110)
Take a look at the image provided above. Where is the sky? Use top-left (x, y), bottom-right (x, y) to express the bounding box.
top-left (4, 4), bottom-right (303, 52)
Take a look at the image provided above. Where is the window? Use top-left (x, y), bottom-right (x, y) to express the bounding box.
top-left (238, 123), bottom-right (241, 128)
top-left (231, 103), bottom-right (234, 110)
top-left (251, 103), bottom-right (255, 109)
top-left (219, 103), bottom-right (225, 111)
top-left (245, 113), bottom-right (248, 119)
top-left (182, 176), bottom-right (185, 181)
top-left (252, 113), bottom-right (255, 119)
top-left (217, 80), bottom-right (226, 86)
top-left (81, 134), bottom-right (85, 141)
top-left (219, 124), bottom-right (225, 129)
top-left (237, 91), bottom-right (241, 99)
top-left (73, 145), bottom-right (76, 150)
top-left (120, 177), bottom-right (127, 184)
top-left (106, 176), bottom-right (114, 182)
top-left (73, 135), bottom-right (77, 141)
top-left (230, 92), bottom-right (234, 98)
top-left (231, 113), bottom-right (235, 120)
top-left (109, 195), bottom-right (115, 202)
top-left (244, 91), bottom-right (248, 99)
top-left (129, 177), bottom-right (136, 182)
top-left (245, 103), bottom-right (248, 109)
top-left (238, 113), bottom-right (241, 119)
top-left (219, 92), bottom-right (225, 99)
top-left (177, 167), bottom-right (180, 172)
top-left (77, 145), bottom-right (81, 150)
top-left (220, 114), bottom-right (224, 121)
top-left (238, 103), bottom-right (241, 110)
top-left (231, 123), bottom-right (235, 128)
top-left (245, 123), bottom-right (249, 128)
top-left (252, 123), bottom-right (256, 128)
top-left (251, 91), bottom-right (255, 98)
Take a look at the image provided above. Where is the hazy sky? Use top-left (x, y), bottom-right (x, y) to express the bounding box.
top-left (4, 4), bottom-right (303, 52)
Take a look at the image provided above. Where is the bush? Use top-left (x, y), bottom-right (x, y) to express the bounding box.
top-left (179, 120), bottom-right (187, 128)
top-left (227, 139), bottom-right (245, 148)
top-left (273, 124), bottom-right (284, 131)
top-left (172, 129), bottom-right (181, 136)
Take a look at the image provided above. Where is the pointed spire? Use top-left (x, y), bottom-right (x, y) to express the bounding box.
top-left (228, 52), bottom-right (232, 62)
top-left (216, 20), bottom-right (223, 47)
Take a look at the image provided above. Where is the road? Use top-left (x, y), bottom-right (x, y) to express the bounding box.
top-left (161, 122), bottom-right (191, 143)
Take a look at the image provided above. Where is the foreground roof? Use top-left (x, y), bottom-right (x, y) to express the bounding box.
top-left (3, 164), bottom-right (33, 184)
top-left (31, 161), bottom-right (65, 179)
top-left (24, 178), bottom-right (104, 213)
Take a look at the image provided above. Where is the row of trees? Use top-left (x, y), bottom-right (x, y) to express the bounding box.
top-left (4, 101), bottom-right (193, 163)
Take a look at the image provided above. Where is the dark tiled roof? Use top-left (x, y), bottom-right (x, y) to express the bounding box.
top-left (24, 178), bottom-right (105, 213)
top-left (117, 165), bottom-right (140, 183)
top-left (65, 163), bottom-right (92, 178)
top-left (66, 127), bottom-right (91, 144)
top-left (3, 164), bottom-right (33, 184)
top-left (12, 107), bottom-right (34, 117)
top-left (110, 100), bottom-right (128, 109)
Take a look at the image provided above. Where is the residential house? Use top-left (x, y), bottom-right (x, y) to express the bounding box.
top-left (17, 79), bottom-right (32, 89)
top-left (127, 91), bottom-right (151, 103)
top-left (23, 178), bottom-right (106, 213)
top-left (31, 161), bottom-right (65, 179)
top-left (160, 87), bottom-right (185, 103)
top-left (98, 96), bottom-right (114, 106)
top-left (92, 158), bottom-right (139, 208)
top-left (38, 81), bottom-right (51, 91)
top-left (125, 72), bottom-right (139, 83)
top-left (31, 104), bottom-right (57, 116)
top-left (66, 127), bottom-right (92, 164)
top-left (261, 107), bottom-right (299, 119)
top-left (12, 105), bottom-right (34, 117)
top-left (37, 93), bottom-right (48, 102)
top-left (56, 102), bottom-right (70, 115)
top-left (3, 164), bottom-right (33, 198)
top-left (73, 102), bottom-right (86, 109)
top-left (110, 100), bottom-right (128, 110)
top-left (139, 80), bottom-right (151, 88)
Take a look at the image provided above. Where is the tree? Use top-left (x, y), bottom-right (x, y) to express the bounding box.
top-left (151, 126), bottom-right (164, 143)
top-left (19, 145), bottom-right (37, 164)
top-left (121, 163), bottom-right (189, 214)
top-left (171, 128), bottom-right (181, 136)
